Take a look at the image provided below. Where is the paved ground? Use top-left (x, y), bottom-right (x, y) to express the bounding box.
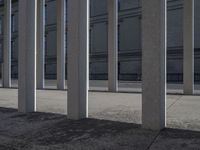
top-left (8, 79), bottom-right (200, 94)
top-left (0, 80), bottom-right (200, 149)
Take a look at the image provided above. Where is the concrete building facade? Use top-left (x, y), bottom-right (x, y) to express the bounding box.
top-left (0, 0), bottom-right (199, 83)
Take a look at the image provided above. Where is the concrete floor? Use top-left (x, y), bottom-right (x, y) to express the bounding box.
top-left (0, 80), bottom-right (200, 149)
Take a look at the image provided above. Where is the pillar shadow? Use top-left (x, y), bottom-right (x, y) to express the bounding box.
top-left (0, 107), bottom-right (200, 150)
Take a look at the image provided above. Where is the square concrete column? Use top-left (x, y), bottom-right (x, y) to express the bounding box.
top-left (67, 0), bottom-right (89, 119)
top-left (56, 0), bottom-right (66, 90)
top-left (18, 0), bottom-right (37, 112)
top-left (37, 0), bottom-right (45, 89)
top-left (142, 0), bottom-right (167, 130)
top-left (2, 0), bottom-right (12, 88)
top-left (183, 0), bottom-right (194, 95)
top-left (108, 0), bottom-right (118, 92)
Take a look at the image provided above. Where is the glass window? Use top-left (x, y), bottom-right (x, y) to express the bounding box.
top-left (0, 16), bottom-right (3, 35)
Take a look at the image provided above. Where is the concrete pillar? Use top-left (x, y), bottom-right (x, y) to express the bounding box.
top-left (2, 0), bottom-right (11, 88)
top-left (183, 0), bottom-right (194, 95)
top-left (67, 0), bottom-right (89, 119)
top-left (108, 0), bottom-right (118, 92)
top-left (37, 0), bottom-right (45, 89)
top-left (18, 0), bottom-right (37, 112)
top-left (142, 0), bottom-right (167, 130)
top-left (56, 0), bottom-right (66, 90)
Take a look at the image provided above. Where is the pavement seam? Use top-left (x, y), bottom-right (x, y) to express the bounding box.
top-left (145, 131), bottom-right (161, 150)
top-left (167, 95), bottom-right (183, 110)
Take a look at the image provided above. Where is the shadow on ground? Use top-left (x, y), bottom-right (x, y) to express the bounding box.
top-left (0, 107), bottom-right (200, 150)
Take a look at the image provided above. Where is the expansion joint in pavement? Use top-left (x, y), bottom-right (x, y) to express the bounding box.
top-left (145, 131), bottom-right (161, 150)
top-left (167, 95), bottom-right (183, 110)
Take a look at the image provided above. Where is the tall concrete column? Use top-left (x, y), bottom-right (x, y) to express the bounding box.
top-left (108, 0), bottom-right (118, 92)
top-left (56, 0), bottom-right (66, 90)
top-left (2, 0), bottom-right (11, 88)
top-left (67, 0), bottom-right (89, 119)
top-left (142, 0), bottom-right (167, 130)
top-left (183, 0), bottom-right (194, 95)
top-left (37, 0), bottom-right (45, 89)
top-left (18, 0), bottom-right (37, 112)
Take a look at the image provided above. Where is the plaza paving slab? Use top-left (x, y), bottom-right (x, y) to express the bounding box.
top-left (0, 80), bottom-right (200, 149)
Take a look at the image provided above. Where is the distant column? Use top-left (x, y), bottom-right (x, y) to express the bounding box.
top-left (183, 0), bottom-right (194, 95)
top-left (142, 0), bottom-right (167, 130)
top-left (3, 0), bottom-right (11, 88)
top-left (37, 0), bottom-right (45, 89)
top-left (67, 0), bottom-right (89, 119)
top-left (108, 0), bottom-right (118, 92)
top-left (56, 0), bottom-right (66, 90)
top-left (18, 0), bottom-right (37, 112)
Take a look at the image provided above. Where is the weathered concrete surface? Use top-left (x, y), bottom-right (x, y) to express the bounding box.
top-left (108, 0), bottom-right (118, 92)
top-left (0, 108), bottom-right (200, 150)
top-left (167, 95), bottom-right (200, 131)
top-left (36, 0), bottom-right (45, 89)
top-left (0, 81), bottom-right (200, 149)
top-left (2, 0), bottom-right (11, 88)
top-left (149, 128), bottom-right (200, 150)
top-left (142, 0), bottom-right (166, 130)
top-left (56, 0), bottom-right (66, 90)
top-left (0, 108), bottom-right (158, 150)
top-left (0, 88), bottom-right (177, 124)
top-left (183, 0), bottom-right (194, 95)
top-left (0, 85), bottom-right (199, 131)
top-left (18, 1), bottom-right (37, 112)
top-left (67, 0), bottom-right (89, 119)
